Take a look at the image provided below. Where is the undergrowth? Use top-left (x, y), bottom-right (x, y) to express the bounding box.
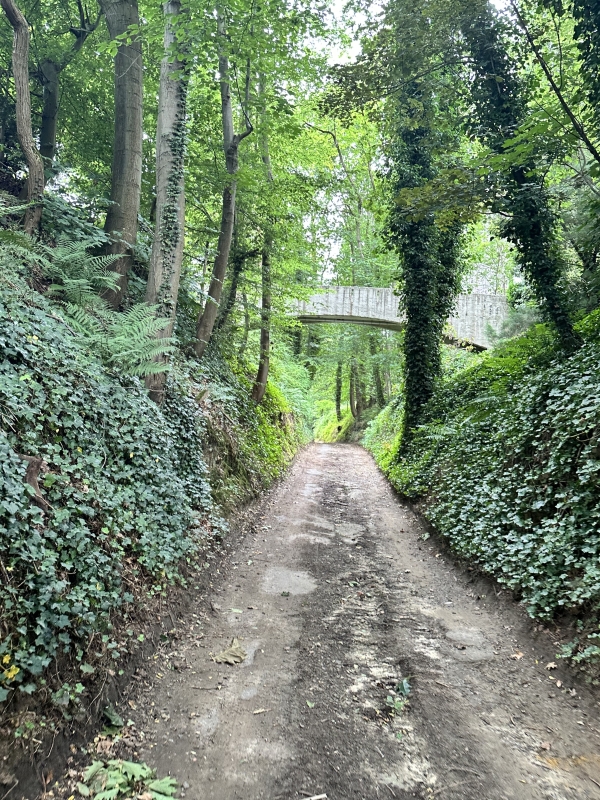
top-left (365, 315), bottom-right (600, 665)
top-left (0, 257), bottom-right (302, 708)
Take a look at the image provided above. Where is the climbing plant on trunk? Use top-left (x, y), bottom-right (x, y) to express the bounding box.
top-left (145, 0), bottom-right (188, 404)
top-left (461, 0), bottom-right (580, 349)
top-left (387, 96), bottom-right (463, 442)
top-left (194, 7), bottom-right (252, 359)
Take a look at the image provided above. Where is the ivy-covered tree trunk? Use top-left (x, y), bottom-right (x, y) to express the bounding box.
top-left (251, 243), bottom-right (271, 403)
top-left (388, 107), bottom-right (460, 440)
top-left (462, 0), bottom-right (580, 349)
top-left (194, 9), bottom-right (252, 358)
top-left (144, 0), bottom-right (188, 404)
top-left (335, 361), bottom-right (343, 421)
top-left (1, 0), bottom-right (44, 234)
top-left (100, 0), bottom-right (143, 308)
top-left (400, 219), bottom-right (440, 433)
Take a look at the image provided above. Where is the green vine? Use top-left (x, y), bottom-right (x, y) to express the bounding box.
top-left (462, 0), bottom-right (580, 349)
top-left (387, 101), bottom-right (464, 441)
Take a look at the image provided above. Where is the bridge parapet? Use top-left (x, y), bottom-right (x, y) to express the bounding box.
top-left (294, 286), bottom-right (508, 349)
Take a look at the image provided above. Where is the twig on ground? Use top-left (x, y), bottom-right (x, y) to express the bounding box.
top-left (0, 781), bottom-right (18, 800)
top-left (448, 767), bottom-right (481, 777)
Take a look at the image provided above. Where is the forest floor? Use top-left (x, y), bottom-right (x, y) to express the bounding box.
top-left (90, 443), bottom-right (600, 800)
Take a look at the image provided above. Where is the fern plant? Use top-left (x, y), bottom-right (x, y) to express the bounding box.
top-left (67, 303), bottom-right (174, 376)
top-left (0, 229), bottom-right (174, 377)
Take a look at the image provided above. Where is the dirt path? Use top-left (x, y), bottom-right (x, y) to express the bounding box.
top-left (122, 443), bottom-right (600, 800)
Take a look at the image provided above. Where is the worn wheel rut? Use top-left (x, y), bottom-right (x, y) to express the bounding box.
top-left (123, 443), bottom-right (600, 799)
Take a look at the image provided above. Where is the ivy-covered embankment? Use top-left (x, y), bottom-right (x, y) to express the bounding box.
top-left (0, 265), bottom-right (303, 710)
top-left (364, 314), bottom-right (600, 666)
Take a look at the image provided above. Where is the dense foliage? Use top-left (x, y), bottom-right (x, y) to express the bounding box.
top-left (0, 257), bottom-right (301, 704)
top-left (365, 318), bottom-right (600, 661)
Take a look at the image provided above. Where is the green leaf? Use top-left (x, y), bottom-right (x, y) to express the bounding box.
top-left (83, 761), bottom-right (105, 783)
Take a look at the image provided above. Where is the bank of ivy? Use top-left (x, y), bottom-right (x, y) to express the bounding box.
top-left (365, 314), bottom-right (600, 663)
top-left (0, 266), bottom-right (300, 703)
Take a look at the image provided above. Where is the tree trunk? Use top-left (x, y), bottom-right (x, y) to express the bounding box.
top-left (239, 291), bottom-right (250, 356)
top-left (354, 360), bottom-right (365, 417)
top-left (335, 361), bottom-right (342, 421)
top-left (349, 363), bottom-right (357, 418)
top-left (1, 0), bottom-right (44, 234)
top-left (251, 78), bottom-right (273, 404)
top-left (251, 243), bottom-right (271, 403)
top-left (369, 335), bottom-right (385, 407)
top-left (194, 9), bottom-right (252, 358)
top-left (100, 0), bottom-right (143, 308)
top-left (144, 0), bottom-right (188, 404)
top-left (39, 59), bottom-right (59, 166)
top-left (216, 246), bottom-right (259, 331)
top-left (38, 15), bottom-right (99, 170)
top-left (196, 184), bottom-right (236, 354)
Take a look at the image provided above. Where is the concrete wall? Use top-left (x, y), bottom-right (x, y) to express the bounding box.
top-left (294, 287), bottom-right (509, 349)
top-left (447, 294), bottom-right (509, 349)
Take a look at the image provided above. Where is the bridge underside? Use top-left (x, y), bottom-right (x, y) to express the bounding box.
top-left (294, 287), bottom-right (508, 350)
top-left (296, 314), bottom-right (404, 332)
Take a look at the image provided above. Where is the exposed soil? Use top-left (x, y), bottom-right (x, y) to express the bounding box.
top-left (57, 444), bottom-right (600, 798)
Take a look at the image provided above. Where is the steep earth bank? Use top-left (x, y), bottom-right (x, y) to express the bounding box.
top-left (54, 444), bottom-right (600, 800)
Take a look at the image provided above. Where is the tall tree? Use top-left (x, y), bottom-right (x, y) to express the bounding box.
top-left (1, 0), bottom-right (44, 233)
top-left (461, 0), bottom-right (580, 348)
top-left (99, 0), bottom-right (143, 308)
top-left (194, 7), bottom-right (252, 358)
top-left (145, 0), bottom-right (188, 404)
top-left (38, 2), bottom-right (100, 169)
top-left (252, 78), bottom-right (274, 403)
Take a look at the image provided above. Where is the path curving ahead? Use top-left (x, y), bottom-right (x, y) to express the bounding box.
top-left (124, 445), bottom-right (600, 799)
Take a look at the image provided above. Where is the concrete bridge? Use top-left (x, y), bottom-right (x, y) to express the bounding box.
top-left (294, 286), bottom-right (509, 349)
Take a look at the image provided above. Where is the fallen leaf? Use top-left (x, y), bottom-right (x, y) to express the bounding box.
top-left (545, 662), bottom-right (557, 670)
top-left (213, 638), bottom-right (247, 665)
top-left (230, 609), bottom-right (243, 614)
top-left (556, 680), bottom-right (562, 688)
top-left (306, 700), bottom-right (315, 708)
top-left (511, 652), bottom-right (524, 660)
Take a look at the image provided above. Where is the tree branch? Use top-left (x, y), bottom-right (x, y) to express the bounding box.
top-left (509, 0), bottom-right (600, 167)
